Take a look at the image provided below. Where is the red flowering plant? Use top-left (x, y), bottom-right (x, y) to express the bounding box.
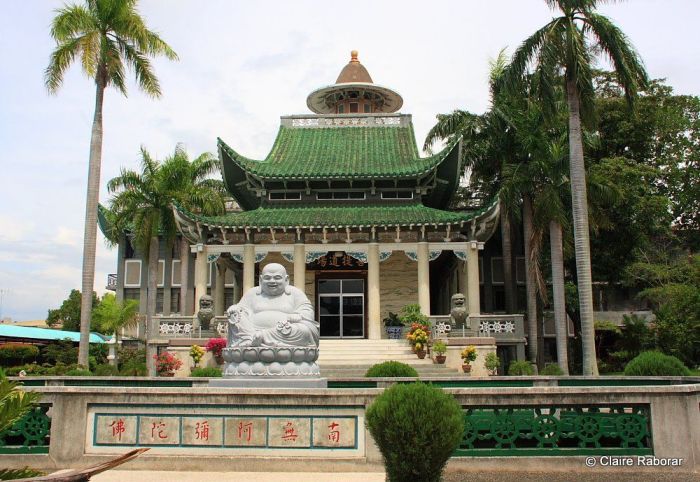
top-left (153, 352), bottom-right (183, 376)
top-left (205, 338), bottom-right (227, 358)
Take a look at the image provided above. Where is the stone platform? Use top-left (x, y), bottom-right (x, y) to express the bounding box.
top-left (209, 377), bottom-right (328, 388)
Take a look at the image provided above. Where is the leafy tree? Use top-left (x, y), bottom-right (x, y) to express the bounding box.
top-left (92, 293), bottom-right (139, 366)
top-left (106, 145), bottom-right (226, 374)
top-left (502, 0), bottom-right (649, 375)
top-left (627, 250), bottom-right (700, 366)
top-left (594, 75), bottom-right (700, 248)
top-left (587, 157), bottom-right (672, 283)
top-left (46, 289), bottom-right (98, 332)
top-left (45, 0), bottom-right (178, 368)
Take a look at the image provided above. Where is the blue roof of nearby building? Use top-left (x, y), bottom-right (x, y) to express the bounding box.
top-left (0, 325), bottom-right (107, 343)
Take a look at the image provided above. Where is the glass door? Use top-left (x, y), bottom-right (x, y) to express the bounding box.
top-left (318, 278), bottom-right (365, 338)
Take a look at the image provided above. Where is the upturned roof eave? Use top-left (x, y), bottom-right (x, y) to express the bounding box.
top-left (173, 195), bottom-right (498, 232)
top-left (217, 134), bottom-right (461, 183)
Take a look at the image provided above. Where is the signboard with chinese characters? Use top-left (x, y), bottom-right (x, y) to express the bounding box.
top-left (308, 252), bottom-right (366, 270)
top-left (89, 405), bottom-right (361, 456)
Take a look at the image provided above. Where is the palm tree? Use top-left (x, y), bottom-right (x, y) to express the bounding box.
top-left (45, 0), bottom-right (178, 368)
top-left (502, 0), bottom-right (648, 375)
top-left (424, 52), bottom-right (521, 319)
top-left (92, 293), bottom-right (140, 366)
top-left (107, 145), bottom-right (226, 374)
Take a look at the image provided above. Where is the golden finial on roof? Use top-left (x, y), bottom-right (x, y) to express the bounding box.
top-left (350, 50), bottom-right (359, 62)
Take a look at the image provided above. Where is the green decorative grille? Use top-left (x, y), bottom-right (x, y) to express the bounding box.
top-left (455, 405), bottom-right (652, 457)
top-left (0, 405), bottom-right (51, 454)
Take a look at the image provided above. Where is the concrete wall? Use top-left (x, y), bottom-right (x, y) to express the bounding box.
top-left (3, 381), bottom-right (699, 473)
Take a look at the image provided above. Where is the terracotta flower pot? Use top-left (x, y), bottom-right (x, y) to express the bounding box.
top-left (434, 355), bottom-right (446, 364)
top-left (416, 349), bottom-right (427, 359)
top-left (462, 363), bottom-right (472, 373)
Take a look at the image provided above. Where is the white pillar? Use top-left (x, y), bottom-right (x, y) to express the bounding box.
top-left (194, 244), bottom-right (208, 312)
top-left (214, 263), bottom-right (226, 316)
top-left (233, 272), bottom-right (242, 303)
top-left (467, 242), bottom-right (481, 317)
top-left (367, 242), bottom-right (381, 340)
top-left (294, 243), bottom-right (306, 292)
top-left (417, 241), bottom-right (430, 316)
top-left (243, 243), bottom-right (255, 292)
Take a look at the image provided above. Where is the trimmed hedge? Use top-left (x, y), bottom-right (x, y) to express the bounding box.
top-left (0, 343), bottom-right (40, 366)
top-left (541, 363), bottom-right (565, 376)
top-left (365, 383), bottom-right (463, 482)
top-left (508, 360), bottom-right (535, 376)
top-left (94, 364), bottom-right (120, 376)
top-left (365, 361), bottom-right (418, 378)
top-left (624, 351), bottom-right (691, 376)
top-left (65, 368), bottom-right (92, 376)
top-left (190, 367), bottom-right (222, 377)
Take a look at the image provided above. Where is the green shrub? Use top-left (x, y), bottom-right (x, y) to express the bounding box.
top-left (365, 383), bottom-right (463, 482)
top-left (93, 364), bottom-right (119, 376)
top-left (5, 363), bottom-right (47, 376)
top-left (190, 367), bottom-right (222, 377)
top-left (65, 368), bottom-right (92, 376)
top-left (0, 343), bottom-right (40, 366)
top-left (119, 362), bottom-right (147, 376)
top-left (624, 351), bottom-right (691, 376)
top-left (484, 352), bottom-right (500, 375)
top-left (119, 347), bottom-right (147, 376)
top-left (41, 340), bottom-right (78, 366)
top-left (508, 360), bottom-right (535, 376)
top-left (541, 363), bottom-right (564, 376)
top-left (365, 361), bottom-right (418, 378)
top-left (45, 363), bottom-right (81, 376)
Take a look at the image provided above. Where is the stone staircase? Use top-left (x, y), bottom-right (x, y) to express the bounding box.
top-left (318, 339), bottom-right (461, 378)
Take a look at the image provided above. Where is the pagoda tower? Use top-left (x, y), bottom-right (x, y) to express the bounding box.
top-left (173, 51), bottom-right (500, 340)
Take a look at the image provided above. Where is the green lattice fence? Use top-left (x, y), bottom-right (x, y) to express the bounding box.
top-left (0, 405), bottom-right (51, 454)
top-left (455, 405), bottom-right (652, 456)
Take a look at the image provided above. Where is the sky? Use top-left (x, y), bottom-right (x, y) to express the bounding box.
top-left (0, 0), bottom-right (698, 321)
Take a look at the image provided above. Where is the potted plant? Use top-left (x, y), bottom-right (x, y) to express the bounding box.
top-left (153, 352), bottom-right (183, 377)
top-left (383, 312), bottom-right (404, 339)
top-left (460, 346), bottom-right (477, 373)
top-left (484, 351), bottom-right (500, 376)
top-left (407, 326), bottom-right (430, 359)
top-left (189, 344), bottom-right (205, 369)
top-left (432, 340), bottom-right (447, 364)
top-left (205, 338), bottom-right (227, 364)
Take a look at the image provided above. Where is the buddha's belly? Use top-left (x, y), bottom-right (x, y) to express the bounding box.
top-left (249, 310), bottom-right (288, 329)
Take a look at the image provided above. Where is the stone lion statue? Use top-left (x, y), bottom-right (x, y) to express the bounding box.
top-left (197, 294), bottom-right (215, 330)
top-left (450, 293), bottom-right (469, 328)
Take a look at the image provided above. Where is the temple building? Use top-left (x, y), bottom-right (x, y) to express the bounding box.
top-left (102, 52), bottom-right (535, 365)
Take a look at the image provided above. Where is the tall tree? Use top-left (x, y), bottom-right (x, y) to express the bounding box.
top-left (92, 293), bottom-right (139, 366)
top-left (107, 145), bottom-right (226, 374)
top-left (502, 0), bottom-right (648, 375)
top-left (45, 0), bottom-right (178, 368)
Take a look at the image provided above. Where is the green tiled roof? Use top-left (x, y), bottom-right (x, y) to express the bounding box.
top-left (218, 125), bottom-right (458, 180)
top-left (175, 200), bottom-right (497, 229)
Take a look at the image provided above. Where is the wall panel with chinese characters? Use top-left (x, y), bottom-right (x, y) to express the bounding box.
top-left (88, 404), bottom-right (362, 456)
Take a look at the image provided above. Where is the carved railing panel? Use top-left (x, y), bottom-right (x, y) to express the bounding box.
top-left (455, 405), bottom-right (652, 456)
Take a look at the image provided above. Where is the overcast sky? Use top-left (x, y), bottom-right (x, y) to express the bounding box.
top-left (0, 0), bottom-right (698, 321)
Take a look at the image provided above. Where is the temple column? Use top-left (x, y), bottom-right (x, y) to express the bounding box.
top-left (243, 243), bottom-right (255, 292)
top-left (214, 262), bottom-right (226, 316)
top-left (417, 241), bottom-right (430, 316)
top-left (466, 242), bottom-right (481, 317)
top-left (294, 242), bottom-right (306, 291)
top-left (194, 244), bottom-right (208, 312)
top-left (367, 242), bottom-right (381, 340)
top-left (233, 271), bottom-right (242, 303)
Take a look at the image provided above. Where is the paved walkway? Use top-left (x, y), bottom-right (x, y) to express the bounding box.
top-left (91, 470), bottom-right (698, 482)
top-left (92, 471), bottom-right (385, 481)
